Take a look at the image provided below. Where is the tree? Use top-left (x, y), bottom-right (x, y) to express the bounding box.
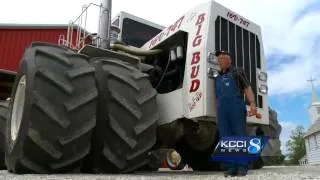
top-left (285, 125), bottom-right (306, 165)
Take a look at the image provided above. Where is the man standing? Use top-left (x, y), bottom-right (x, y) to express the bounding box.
top-left (214, 50), bottom-right (257, 177)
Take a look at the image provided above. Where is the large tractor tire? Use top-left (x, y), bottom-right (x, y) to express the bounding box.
top-left (269, 108), bottom-right (282, 138)
top-left (137, 148), bottom-right (168, 171)
top-left (0, 101), bottom-right (9, 169)
top-left (249, 157), bottom-right (264, 169)
top-left (89, 58), bottom-right (159, 173)
top-left (175, 122), bottom-right (223, 171)
top-left (176, 140), bottom-right (224, 171)
top-left (259, 107), bottom-right (282, 166)
top-left (5, 42), bottom-right (97, 174)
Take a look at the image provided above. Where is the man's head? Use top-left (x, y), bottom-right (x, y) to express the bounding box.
top-left (215, 50), bottom-right (232, 70)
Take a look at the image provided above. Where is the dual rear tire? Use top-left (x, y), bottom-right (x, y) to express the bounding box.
top-left (0, 101), bottom-right (9, 169)
top-left (5, 43), bottom-right (159, 174)
top-left (88, 58), bottom-right (159, 173)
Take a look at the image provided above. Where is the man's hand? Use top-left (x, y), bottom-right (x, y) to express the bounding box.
top-left (248, 103), bottom-right (257, 117)
top-left (244, 87), bottom-right (260, 118)
top-left (248, 103), bottom-right (262, 119)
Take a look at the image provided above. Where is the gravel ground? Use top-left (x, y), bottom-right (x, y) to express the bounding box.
top-left (0, 166), bottom-right (319, 180)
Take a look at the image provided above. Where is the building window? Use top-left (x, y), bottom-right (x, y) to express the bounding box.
top-left (315, 134), bottom-right (318, 148)
top-left (317, 107), bottom-right (320, 114)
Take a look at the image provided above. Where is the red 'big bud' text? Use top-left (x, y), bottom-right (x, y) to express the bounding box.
top-left (189, 13), bottom-right (205, 93)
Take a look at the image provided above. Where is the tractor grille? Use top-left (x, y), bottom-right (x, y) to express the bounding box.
top-left (215, 16), bottom-right (263, 108)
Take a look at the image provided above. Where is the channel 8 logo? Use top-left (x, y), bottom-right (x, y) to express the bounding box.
top-left (248, 138), bottom-right (261, 154)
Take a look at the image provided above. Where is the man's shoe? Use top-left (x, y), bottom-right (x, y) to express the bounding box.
top-left (224, 169), bottom-right (237, 177)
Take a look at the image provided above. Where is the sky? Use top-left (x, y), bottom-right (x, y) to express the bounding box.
top-left (1, 0), bottom-right (320, 155)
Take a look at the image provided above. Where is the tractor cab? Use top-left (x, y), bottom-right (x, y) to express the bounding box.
top-left (111, 11), bottom-right (165, 47)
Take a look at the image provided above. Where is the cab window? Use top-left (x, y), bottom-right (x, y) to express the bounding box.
top-left (121, 18), bottom-right (162, 47)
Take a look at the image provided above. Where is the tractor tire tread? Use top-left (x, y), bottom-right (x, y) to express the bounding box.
top-left (90, 58), bottom-right (159, 173)
top-left (5, 43), bottom-right (97, 174)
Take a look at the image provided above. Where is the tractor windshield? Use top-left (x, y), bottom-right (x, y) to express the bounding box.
top-left (121, 18), bottom-right (162, 47)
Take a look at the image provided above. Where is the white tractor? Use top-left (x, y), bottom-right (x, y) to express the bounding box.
top-left (4, 0), bottom-right (281, 173)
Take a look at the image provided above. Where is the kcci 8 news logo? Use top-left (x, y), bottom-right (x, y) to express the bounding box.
top-left (248, 138), bottom-right (262, 154)
top-left (210, 136), bottom-right (270, 162)
top-left (219, 137), bottom-right (261, 154)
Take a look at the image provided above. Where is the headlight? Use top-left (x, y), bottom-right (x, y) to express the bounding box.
top-left (259, 84), bottom-right (268, 94)
top-left (207, 52), bottom-right (219, 65)
top-left (258, 72), bottom-right (268, 81)
top-left (208, 67), bottom-right (219, 78)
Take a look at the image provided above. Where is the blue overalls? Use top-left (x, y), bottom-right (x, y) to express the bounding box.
top-left (215, 69), bottom-right (248, 171)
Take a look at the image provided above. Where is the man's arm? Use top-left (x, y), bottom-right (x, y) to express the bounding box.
top-left (237, 69), bottom-right (256, 107)
top-left (244, 87), bottom-right (256, 107)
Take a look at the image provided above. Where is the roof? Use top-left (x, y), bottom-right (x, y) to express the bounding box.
top-left (0, 23), bottom-right (92, 36)
top-left (311, 102), bottom-right (320, 106)
top-left (0, 23), bottom-right (91, 33)
top-left (116, 11), bottom-right (165, 30)
top-left (304, 118), bottom-right (320, 137)
top-left (0, 23), bottom-right (68, 29)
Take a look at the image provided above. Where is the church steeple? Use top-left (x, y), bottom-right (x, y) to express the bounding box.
top-left (307, 77), bottom-right (319, 103)
top-left (307, 77), bottom-right (320, 125)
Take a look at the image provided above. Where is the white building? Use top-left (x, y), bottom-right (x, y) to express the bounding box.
top-left (299, 155), bottom-right (308, 165)
top-left (304, 79), bottom-right (320, 165)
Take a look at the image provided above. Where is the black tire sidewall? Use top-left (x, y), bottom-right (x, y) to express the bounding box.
top-left (175, 136), bottom-right (221, 171)
top-left (250, 157), bottom-right (264, 169)
top-left (89, 58), bottom-right (158, 173)
top-left (5, 48), bottom-right (35, 170)
top-left (86, 59), bottom-right (109, 170)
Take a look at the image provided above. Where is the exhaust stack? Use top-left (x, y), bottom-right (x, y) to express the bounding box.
top-left (98, 0), bottom-right (112, 49)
